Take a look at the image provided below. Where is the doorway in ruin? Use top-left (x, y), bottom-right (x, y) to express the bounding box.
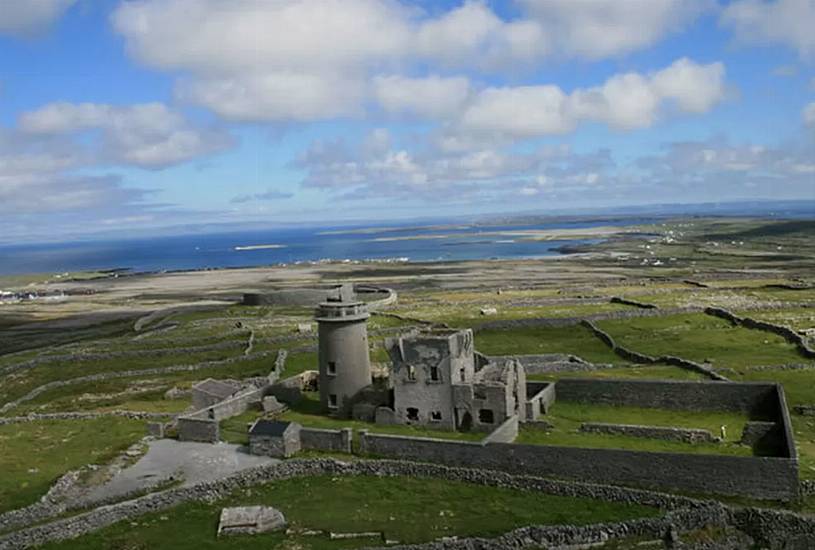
top-left (455, 409), bottom-right (472, 432)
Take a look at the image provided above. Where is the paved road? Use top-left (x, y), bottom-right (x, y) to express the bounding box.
top-left (85, 439), bottom-right (278, 503)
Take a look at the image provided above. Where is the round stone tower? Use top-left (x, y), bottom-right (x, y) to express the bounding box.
top-left (315, 299), bottom-right (371, 416)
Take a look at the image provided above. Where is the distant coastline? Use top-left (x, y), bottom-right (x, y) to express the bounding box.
top-left (234, 244), bottom-right (286, 251)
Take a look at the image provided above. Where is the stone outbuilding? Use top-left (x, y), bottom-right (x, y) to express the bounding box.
top-left (248, 419), bottom-right (301, 458)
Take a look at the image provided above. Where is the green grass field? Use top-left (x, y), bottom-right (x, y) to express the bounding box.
top-left (0, 417), bottom-right (146, 513)
top-left (43, 474), bottom-right (660, 549)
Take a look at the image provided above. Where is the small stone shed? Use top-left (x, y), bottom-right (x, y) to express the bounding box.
top-left (248, 419), bottom-right (301, 458)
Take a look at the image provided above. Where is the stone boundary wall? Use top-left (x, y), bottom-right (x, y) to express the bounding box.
top-left (176, 416), bottom-right (219, 443)
top-left (357, 431), bottom-right (799, 500)
top-left (740, 421), bottom-right (779, 447)
top-left (356, 285), bottom-right (398, 310)
top-left (0, 410), bottom-right (174, 425)
top-left (610, 296), bottom-right (658, 309)
top-left (177, 387), bottom-right (264, 442)
top-left (474, 306), bottom-right (700, 332)
top-left (525, 382), bottom-right (555, 419)
top-left (481, 415), bottom-right (519, 444)
top-left (0, 337), bottom-right (248, 376)
top-left (0, 351), bottom-right (277, 415)
top-left (299, 427), bottom-right (353, 453)
top-left (371, 311), bottom-right (446, 327)
top-left (580, 320), bottom-right (728, 381)
top-left (802, 480), bottom-right (815, 496)
top-left (554, 378), bottom-right (779, 416)
top-left (486, 354), bottom-right (611, 374)
top-left (795, 405), bottom-right (815, 416)
top-left (704, 306), bottom-right (815, 359)
top-left (373, 508), bottom-right (723, 550)
top-left (1, 458), bottom-right (813, 549)
top-left (579, 422), bottom-right (718, 444)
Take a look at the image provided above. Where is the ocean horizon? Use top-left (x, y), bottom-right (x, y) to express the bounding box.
top-left (0, 218), bottom-right (652, 276)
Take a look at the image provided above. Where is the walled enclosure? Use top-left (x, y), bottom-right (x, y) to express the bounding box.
top-left (355, 378), bottom-right (799, 500)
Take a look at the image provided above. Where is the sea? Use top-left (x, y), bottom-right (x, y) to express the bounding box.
top-left (0, 218), bottom-right (652, 276)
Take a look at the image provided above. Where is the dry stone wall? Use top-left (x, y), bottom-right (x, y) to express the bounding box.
top-left (580, 320), bottom-right (728, 380)
top-left (704, 307), bottom-right (815, 359)
top-left (554, 378), bottom-right (778, 416)
top-left (357, 431), bottom-right (799, 500)
top-left (0, 411), bottom-right (173, 425)
top-left (579, 422), bottom-right (718, 444)
top-left (299, 427), bottom-right (353, 453)
top-left (474, 306), bottom-right (700, 331)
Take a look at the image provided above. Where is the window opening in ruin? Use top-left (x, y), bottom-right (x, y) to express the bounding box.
top-left (406, 407), bottom-right (419, 421)
top-left (539, 399), bottom-right (546, 414)
top-left (407, 365), bottom-right (416, 381)
top-left (430, 411), bottom-right (442, 422)
top-left (459, 367), bottom-right (466, 382)
top-left (328, 394), bottom-right (338, 408)
top-left (327, 361), bottom-right (336, 375)
top-left (430, 366), bottom-right (440, 381)
top-left (479, 409), bottom-right (494, 424)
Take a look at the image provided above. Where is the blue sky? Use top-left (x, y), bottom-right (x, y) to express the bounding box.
top-left (0, 0), bottom-right (813, 242)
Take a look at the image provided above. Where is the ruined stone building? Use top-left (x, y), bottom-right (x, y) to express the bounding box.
top-left (376, 329), bottom-right (527, 432)
top-left (315, 297), bottom-right (372, 417)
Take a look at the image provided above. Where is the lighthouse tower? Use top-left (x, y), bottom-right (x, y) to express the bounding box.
top-left (315, 297), bottom-right (371, 416)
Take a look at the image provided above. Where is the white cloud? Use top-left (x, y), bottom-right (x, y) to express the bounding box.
top-left (804, 102), bottom-right (815, 126)
top-left (415, 1), bottom-right (548, 69)
top-left (721, 0), bottom-right (815, 58)
top-left (176, 73), bottom-right (365, 122)
top-left (112, 0), bottom-right (716, 123)
top-left (459, 58), bottom-right (726, 138)
top-left (0, 0), bottom-right (76, 37)
top-left (519, 0), bottom-right (711, 59)
top-left (373, 75), bottom-right (471, 119)
top-left (19, 102), bottom-right (232, 168)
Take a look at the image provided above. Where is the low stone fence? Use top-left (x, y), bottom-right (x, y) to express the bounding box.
top-left (487, 353), bottom-right (608, 375)
top-left (704, 306), bottom-right (815, 359)
top-left (300, 427), bottom-right (353, 454)
top-left (474, 306), bottom-right (700, 332)
top-left (579, 422), bottom-right (718, 444)
top-left (610, 296), bottom-right (658, 309)
top-left (481, 415), bottom-right (519, 444)
top-left (580, 320), bottom-right (728, 381)
top-left (554, 378), bottom-right (779, 416)
top-left (0, 411), bottom-right (174, 425)
top-left (794, 405), bottom-right (815, 416)
top-left (802, 480), bottom-right (815, 496)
